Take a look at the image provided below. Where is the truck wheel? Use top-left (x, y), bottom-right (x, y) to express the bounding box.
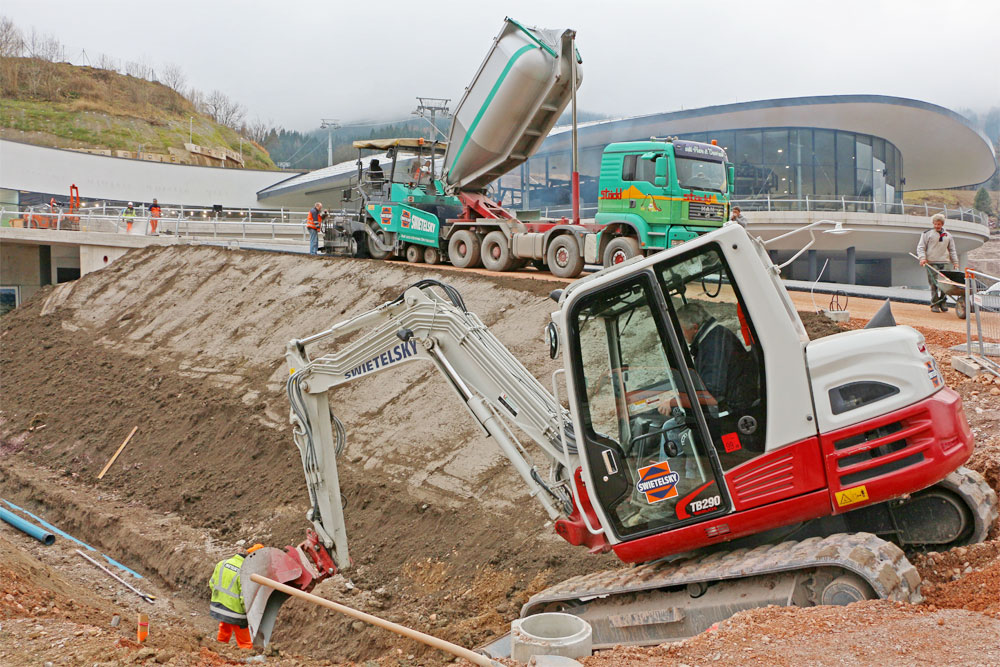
top-left (424, 246), bottom-right (442, 265)
top-left (448, 230), bottom-right (482, 268)
top-left (405, 244), bottom-right (424, 263)
top-left (603, 236), bottom-right (640, 266)
top-left (367, 229), bottom-right (392, 260)
top-left (546, 235), bottom-right (584, 279)
top-left (481, 231), bottom-right (515, 271)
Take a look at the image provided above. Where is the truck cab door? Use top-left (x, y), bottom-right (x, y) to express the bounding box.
top-left (565, 272), bottom-right (729, 541)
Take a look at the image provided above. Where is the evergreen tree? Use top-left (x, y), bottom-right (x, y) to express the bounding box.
top-left (973, 186), bottom-right (994, 215)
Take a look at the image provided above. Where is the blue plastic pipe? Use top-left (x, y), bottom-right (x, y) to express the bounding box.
top-left (0, 507), bottom-right (56, 545)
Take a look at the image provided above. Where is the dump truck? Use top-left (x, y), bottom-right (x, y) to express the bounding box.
top-left (322, 18), bottom-right (733, 277)
top-left (241, 222), bottom-right (996, 652)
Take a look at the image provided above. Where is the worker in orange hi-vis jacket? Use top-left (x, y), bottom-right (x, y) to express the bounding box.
top-left (307, 202), bottom-right (324, 255)
top-left (122, 202), bottom-right (136, 233)
top-left (149, 199), bottom-right (162, 235)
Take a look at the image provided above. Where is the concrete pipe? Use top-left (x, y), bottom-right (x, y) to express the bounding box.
top-left (0, 507), bottom-right (56, 545)
top-left (511, 612), bottom-right (592, 663)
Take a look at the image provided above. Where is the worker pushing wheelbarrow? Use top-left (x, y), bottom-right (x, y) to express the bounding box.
top-left (915, 213), bottom-right (963, 316)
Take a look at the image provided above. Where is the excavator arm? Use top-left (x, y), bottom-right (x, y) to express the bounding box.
top-left (242, 280), bottom-right (579, 646)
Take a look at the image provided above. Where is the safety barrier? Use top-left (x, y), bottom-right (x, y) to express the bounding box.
top-left (966, 269), bottom-right (1000, 378)
top-left (1, 206), bottom-right (311, 241)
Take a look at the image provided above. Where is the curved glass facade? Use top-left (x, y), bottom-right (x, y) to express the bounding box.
top-left (500, 127), bottom-right (904, 212)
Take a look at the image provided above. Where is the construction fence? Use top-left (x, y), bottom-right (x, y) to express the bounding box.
top-left (966, 269), bottom-right (1000, 378)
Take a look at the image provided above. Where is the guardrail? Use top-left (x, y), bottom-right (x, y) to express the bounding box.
top-left (966, 269), bottom-right (1000, 378)
top-left (730, 197), bottom-right (990, 226)
top-left (1, 207), bottom-right (311, 241)
top-left (536, 199), bottom-right (992, 227)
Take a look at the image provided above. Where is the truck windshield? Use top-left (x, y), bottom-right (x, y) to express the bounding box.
top-left (675, 158), bottom-right (726, 193)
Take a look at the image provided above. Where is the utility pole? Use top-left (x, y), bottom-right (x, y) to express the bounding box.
top-left (320, 119), bottom-right (340, 167)
top-left (413, 98), bottom-right (450, 141)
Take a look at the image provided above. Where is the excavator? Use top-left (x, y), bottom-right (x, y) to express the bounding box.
top-left (239, 220), bottom-right (997, 652)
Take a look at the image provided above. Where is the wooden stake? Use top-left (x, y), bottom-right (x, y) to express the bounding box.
top-left (250, 574), bottom-right (499, 667)
top-left (97, 426), bottom-right (138, 480)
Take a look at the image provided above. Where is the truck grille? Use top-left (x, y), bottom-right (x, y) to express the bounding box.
top-left (688, 202), bottom-right (724, 221)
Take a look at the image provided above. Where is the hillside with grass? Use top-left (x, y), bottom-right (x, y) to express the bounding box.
top-left (0, 57), bottom-right (275, 169)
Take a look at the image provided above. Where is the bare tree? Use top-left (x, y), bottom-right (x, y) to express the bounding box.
top-left (96, 52), bottom-right (119, 72)
top-left (0, 15), bottom-right (24, 57)
top-left (204, 89), bottom-right (246, 129)
top-left (242, 116), bottom-right (272, 145)
top-left (161, 62), bottom-right (186, 92)
top-left (25, 27), bottom-right (62, 61)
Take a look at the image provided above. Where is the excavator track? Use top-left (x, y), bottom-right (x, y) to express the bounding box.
top-left (937, 466), bottom-right (998, 546)
top-left (520, 532), bottom-right (921, 649)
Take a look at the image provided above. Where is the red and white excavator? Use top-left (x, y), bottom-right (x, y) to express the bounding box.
top-left (240, 221), bottom-right (996, 652)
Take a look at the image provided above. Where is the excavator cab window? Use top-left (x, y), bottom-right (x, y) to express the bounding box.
top-left (570, 274), bottom-right (728, 540)
top-left (657, 244), bottom-right (767, 468)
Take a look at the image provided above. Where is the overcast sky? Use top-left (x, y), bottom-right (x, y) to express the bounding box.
top-left (5, 0), bottom-right (999, 132)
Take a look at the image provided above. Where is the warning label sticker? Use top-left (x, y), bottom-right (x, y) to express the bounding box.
top-left (835, 485), bottom-right (870, 508)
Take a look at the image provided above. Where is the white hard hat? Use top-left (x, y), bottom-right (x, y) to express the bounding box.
top-left (127, 201), bottom-right (133, 206)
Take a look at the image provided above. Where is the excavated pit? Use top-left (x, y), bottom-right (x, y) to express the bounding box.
top-left (1, 245), bottom-right (998, 665)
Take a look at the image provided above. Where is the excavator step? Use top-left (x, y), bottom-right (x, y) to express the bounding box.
top-left (519, 532), bottom-right (921, 649)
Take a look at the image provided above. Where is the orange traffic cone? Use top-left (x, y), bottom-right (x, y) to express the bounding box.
top-left (137, 612), bottom-right (149, 642)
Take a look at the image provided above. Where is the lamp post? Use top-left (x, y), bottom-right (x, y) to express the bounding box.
top-left (320, 119), bottom-right (340, 167)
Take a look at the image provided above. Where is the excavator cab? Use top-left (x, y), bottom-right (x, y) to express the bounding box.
top-left (565, 237), bottom-right (771, 543)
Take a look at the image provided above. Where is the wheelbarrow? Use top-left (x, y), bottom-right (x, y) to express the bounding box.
top-left (925, 264), bottom-right (968, 319)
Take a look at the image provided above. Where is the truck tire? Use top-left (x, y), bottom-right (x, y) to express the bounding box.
top-left (424, 246), bottom-right (442, 265)
top-left (405, 244), bottom-right (424, 263)
top-left (546, 235), bottom-right (584, 279)
top-left (604, 236), bottom-right (640, 266)
top-left (448, 230), bottom-right (483, 268)
top-left (367, 228), bottom-right (393, 260)
top-left (481, 231), bottom-right (515, 271)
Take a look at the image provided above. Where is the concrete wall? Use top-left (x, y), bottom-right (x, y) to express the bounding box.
top-left (1, 242), bottom-right (44, 304)
top-left (0, 140), bottom-right (290, 208)
top-left (80, 245), bottom-right (131, 275)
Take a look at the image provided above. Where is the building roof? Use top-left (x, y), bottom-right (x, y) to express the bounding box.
top-left (542, 95), bottom-right (997, 190)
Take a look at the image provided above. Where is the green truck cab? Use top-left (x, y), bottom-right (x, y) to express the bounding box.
top-left (591, 138), bottom-right (735, 266)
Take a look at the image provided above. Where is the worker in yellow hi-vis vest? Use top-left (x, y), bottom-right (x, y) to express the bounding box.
top-left (209, 543), bottom-right (263, 649)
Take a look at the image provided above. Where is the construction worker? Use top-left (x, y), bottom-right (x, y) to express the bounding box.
top-left (209, 543), bottom-right (263, 650)
top-left (306, 202), bottom-right (323, 255)
top-left (917, 213), bottom-right (960, 312)
top-left (123, 202), bottom-right (136, 233)
top-left (149, 199), bottom-right (162, 235)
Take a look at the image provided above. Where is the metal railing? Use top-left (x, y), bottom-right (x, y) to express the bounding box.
top-left (534, 198), bottom-right (992, 227)
top-left (0, 205), bottom-right (313, 241)
top-left (966, 269), bottom-right (1000, 378)
top-left (730, 196), bottom-right (990, 226)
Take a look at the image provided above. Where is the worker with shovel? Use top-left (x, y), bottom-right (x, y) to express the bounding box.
top-left (917, 213), bottom-right (959, 312)
top-left (209, 543), bottom-right (263, 650)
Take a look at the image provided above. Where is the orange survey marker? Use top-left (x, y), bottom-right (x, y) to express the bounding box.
top-left (98, 426), bottom-right (138, 479)
top-left (137, 612), bottom-right (149, 642)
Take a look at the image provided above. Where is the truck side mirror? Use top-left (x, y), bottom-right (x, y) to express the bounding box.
top-left (726, 163), bottom-right (735, 194)
top-left (654, 156), bottom-right (667, 188)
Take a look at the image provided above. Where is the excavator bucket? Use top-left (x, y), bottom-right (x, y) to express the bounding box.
top-left (240, 547), bottom-right (303, 648)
